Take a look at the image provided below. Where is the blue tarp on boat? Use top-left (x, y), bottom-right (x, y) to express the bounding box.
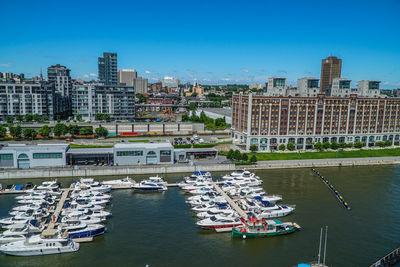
top-left (14, 185), bottom-right (23, 190)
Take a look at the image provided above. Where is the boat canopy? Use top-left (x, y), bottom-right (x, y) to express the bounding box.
top-left (14, 185), bottom-right (23, 190)
top-left (216, 203), bottom-right (228, 207)
top-left (253, 196), bottom-right (262, 200)
top-left (261, 200), bottom-right (275, 207)
top-left (193, 171), bottom-right (207, 175)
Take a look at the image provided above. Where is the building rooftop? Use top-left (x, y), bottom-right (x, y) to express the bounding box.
top-left (0, 144), bottom-right (69, 151)
top-left (66, 148), bottom-right (113, 154)
top-left (199, 108), bottom-right (232, 117)
top-left (114, 142), bottom-right (173, 149)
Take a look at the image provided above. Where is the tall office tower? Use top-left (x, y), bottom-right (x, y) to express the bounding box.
top-left (98, 52), bottom-right (118, 85)
top-left (118, 69), bottom-right (137, 86)
top-left (47, 64), bottom-right (72, 96)
top-left (134, 77), bottom-right (148, 94)
top-left (320, 56), bottom-right (342, 95)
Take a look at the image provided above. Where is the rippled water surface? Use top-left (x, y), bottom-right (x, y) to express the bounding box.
top-left (0, 165), bottom-right (399, 267)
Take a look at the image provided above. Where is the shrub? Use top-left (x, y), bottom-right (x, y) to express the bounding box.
top-left (278, 144), bottom-right (286, 151)
top-left (354, 141), bottom-right (363, 148)
top-left (287, 142), bottom-right (295, 151)
top-left (249, 144), bottom-right (258, 152)
top-left (322, 141), bottom-right (331, 149)
top-left (38, 125), bottom-right (51, 138)
top-left (314, 142), bottom-right (323, 150)
top-left (95, 126), bottom-right (108, 137)
top-left (330, 141), bottom-right (339, 150)
top-left (23, 128), bottom-right (37, 139)
top-left (53, 123), bottom-right (68, 137)
top-left (250, 155), bottom-right (257, 163)
top-left (241, 153), bottom-right (248, 161)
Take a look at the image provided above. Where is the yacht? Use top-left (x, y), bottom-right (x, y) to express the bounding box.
top-left (132, 181), bottom-right (167, 192)
top-left (102, 177), bottom-right (136, 188)
top-left (61, 215), bottom-right (103, 224)
top-left (0, 234), bottom-right (79, 256)
top-left (255, 205), bottom-right (295, 219)
top-left (61, 209), bottom-right (111, 220)
top-left (253, 195), bottom-right (282, 204)
top-left (2, 220), bottom-right (44, 233)
top-left (37, 180), bottom-right (59, 191)
top-left (0, 235), bottom-right (26, 244)
top-left (62, 224), bottom-right (105, 239)
top-left (196, 215), bottom-right (242, 230)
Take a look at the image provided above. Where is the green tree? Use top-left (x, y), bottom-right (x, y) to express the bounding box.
top-left (42, 115), bottom-right (49, 122)
top-left (346, 143), bottom-right (354, 148)
top-left (314, 142), bottom-right (323, 150)
top-left (56, 115), bottom-right (61, 123)
top-left (287, 142), bottom-right (295, 151)
top-left (9, 125), bottom-right (22, 138)
top-left (25, 114), bottom-right (33, 122)
top-left (95, 126), bottom-right (108, 137)
top-left (226, 149), bottom-right (234, 160)
top-left (0, 126), bottom-right (7, 138)
top-left (384, 140), bottom-right (392, 146)
top-left (233, 150), bottom-right (241, 161)
top-left (189, 102), bottom-right (197, 111)
top-left (103, 114), bottom-right (111, 121)
top-left (322, 141), bottom-right (331, 149)
top-left (80, 127), bottom-right (93, 135)
top-left (376, 141), bottom-right (385, 147)
top-left (38, 125), bottom-right (51, 138)
top-left (354, 141), bottom-right (363, 149)
top-left (16, 115), bottom-right (24, 122)
top-left (23, 128), bottom-right (37, 140)
top-left (68, 125), bottom-right (80, 136)
top-left (249, 144), bottom-right (258, 152)
top-left (33, 114), bottom-right (42, 122)
top-left (181, 114), bottom-right (189, 122)
top-left (241, 153), bottom-right (248, 161)
top-left (278, 144), bottom-right (286, 151)
top-left (53, 123), bottom-right (68, 137)
top-left (250, 155), bottom-right (257, 163)
top-left (215, 118), bottom-right (226, 127)
top-left (6, 115), bottom-right (14, 124)
top-left (95, 113), bottom-right (104, 121)
top-left (76, 114), bottom-right (82, 121)
top-left (330, 141), bottom-right (339, 150)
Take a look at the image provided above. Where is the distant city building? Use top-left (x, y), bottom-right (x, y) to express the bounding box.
top-left (134, 77), bottom-right (148, 95)
top-left (118, 69), bottom-right (137, 86)
top-left (98, 52), bottom-right (118, 85)
top-left (249, 84), bottom-right (266, 90)
top-left (47, 64), bottom-right (72, 96)
top-left (330, 78), bottom-right (351, 97)
top-left (320, 56), bottom-right (342, 94)
top-left (265, 77), bottom-right (287, 96)
top-left (297, 77), bottom-right (319, 97)
top-left (3, 72), bottom-right (13, 80)
top-left (0, 80), bottom-right (71, 120)
top-left (357, 80), bottom-right (381, 98)
top-left (71, 83), bottom-right (135, 121)
top-left (162, 76), bottom-right (179, 88)
top-left (232, 93), bottom-right (400, 151)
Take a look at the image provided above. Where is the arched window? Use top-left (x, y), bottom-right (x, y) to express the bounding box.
top-left (18, 154), bottom-right (29, 159)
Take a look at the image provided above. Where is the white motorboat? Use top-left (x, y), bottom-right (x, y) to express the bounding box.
top-left (61, 209), bottom-right (111, 220)
top-left (11, 203), bottom-right (42, 212)
top-left (57, 221), bottom-right (87, 231)
top-left (102, 177), bottom-right (136, 188)
top-left (74, 179), bottom-right (112, 193)
top-left (70, 191), bottom-right (111, 200)
top-left (197, 209), bottom-right (237, 219)
top-left (2, 225), bottom-right (29, 236)
top-left (14, 209), bottom-right (49, 220)
top-left (253, 195), bottom-right (282, 204)
top-left (181, 183), bottom-right (212, 191)
top-left (0, 235), bottom-right (26, 244)
top-left (17, 198), bottom-right (55, 206)
top-left (255, 205), bottom-right (295, 219)
top-left (196, 215), bottom-right (242, 230)
top-left (37, 180), bottom-right (59, 191)
top-left (0, 234), bottom-right (79, 256)
top-left (132, 181), bottom-right (167, 192)
top-left (2, 220), bottom-right (44, 233)
top-left (61, 215), bottom-right (103, 224)
top-left (0, 217), bottom-right (29, 226)
top-left (63, 224), bottom-right (105, 239)
top-left (74, 197), bottom-right (109, 206)
top-left (189, 187), bottom-right (215, 195)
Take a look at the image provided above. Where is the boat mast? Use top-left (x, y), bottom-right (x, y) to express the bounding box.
top-left (318, 227), bottom-right (323, 264)
top-left (323, 226), bottom-right (328, 266)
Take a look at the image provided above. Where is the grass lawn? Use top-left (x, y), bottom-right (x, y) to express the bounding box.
top-left (128, 140), bottom-right (150, 143)
top-left (250, 147), bottom-right (400, 161)
top-left (69, 143), bottom-right (113, 149)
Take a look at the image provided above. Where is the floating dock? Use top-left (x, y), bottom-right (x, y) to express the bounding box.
top-left (212, 183), bottom-right (248, 220)
top-left (370, 247), bottom-right (400, 267)
top-left (311, 168), bottom-right (351, 210)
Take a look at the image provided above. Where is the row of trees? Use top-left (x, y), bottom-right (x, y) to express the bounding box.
top-left (4, 114), bottom-right (50, 124)
top-left (226, 149), bottom-right (257, 163)
top-left (182, 111), bottom-right (229, 130)
top-left (0, 124), bottom-right (109, 139)
top-left (95, 113), bottom-right (111, 122)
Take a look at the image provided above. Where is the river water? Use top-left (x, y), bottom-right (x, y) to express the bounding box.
top-left (0, 165), bottom-right (399, 267)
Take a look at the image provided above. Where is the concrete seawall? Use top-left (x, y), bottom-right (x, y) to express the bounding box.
top-left (0, 156), bottom-right (399, 179)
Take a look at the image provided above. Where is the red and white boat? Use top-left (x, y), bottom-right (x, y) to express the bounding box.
top-left (196, 215), bottom-right (242, 230)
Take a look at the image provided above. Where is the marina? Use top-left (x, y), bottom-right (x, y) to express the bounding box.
top-left (0, 166), bottom-right (399, 266)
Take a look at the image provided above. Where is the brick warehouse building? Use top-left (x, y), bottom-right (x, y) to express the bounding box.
top-left (231, 93), bottom-right (400, 151)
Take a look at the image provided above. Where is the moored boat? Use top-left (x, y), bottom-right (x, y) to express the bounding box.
top-left (232, 217), bottom-right (298, 239)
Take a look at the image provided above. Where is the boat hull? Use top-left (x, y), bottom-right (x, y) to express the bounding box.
top-left (0, 244), bottom-right (79, 256)
top-left (199, 223), bottom-right (242, 230)
top-left (68, 226), bottom-right (105, 239)
top-left (231, 227), bottom-right (296, 238)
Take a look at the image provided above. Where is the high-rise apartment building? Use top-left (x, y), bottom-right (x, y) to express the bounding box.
top-left (320, 56), bottom-right (342, 94)
top-left (118, 69), bottom-right (137, 86)
top-left (47, 64), bottom-right (72, 96)
top-left (134, 77), bottom-right (148, 95)
top-left (98, 52), bottom-right (118, 85)
top-left (265, 77), bottom-right (287, 96)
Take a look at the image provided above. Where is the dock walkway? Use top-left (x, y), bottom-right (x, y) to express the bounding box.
top-left (370, 247), bottom-right (400, 267)
top-left (42, 184), bottom-right (74, 237)
top-left (212, 183), bottom-right (248, 220)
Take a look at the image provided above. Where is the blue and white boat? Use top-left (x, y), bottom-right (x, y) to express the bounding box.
top-left (132, 181), bottom-right (167, 192)
top-left (64, 224), bottom-right (105, 239)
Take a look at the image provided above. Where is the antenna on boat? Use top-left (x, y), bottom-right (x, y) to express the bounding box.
top-left (323, 226), bottom-right (328, 266)
top-left (317, 227), bottom-right (323, 264)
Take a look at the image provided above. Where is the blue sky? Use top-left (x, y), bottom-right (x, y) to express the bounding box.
top-left (0, 0), bottom-right (399, 88)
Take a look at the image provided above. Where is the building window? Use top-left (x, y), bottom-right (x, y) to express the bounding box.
top-left (33, 153), bottom-right (62, 159)
top-left (0, 154), bottom-right (13, 160)
top-left (116, 151), bottom-right (143, 157)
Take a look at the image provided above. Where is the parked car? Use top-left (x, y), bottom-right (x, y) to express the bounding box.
top-left (65, 139), bottom-right (73, 142)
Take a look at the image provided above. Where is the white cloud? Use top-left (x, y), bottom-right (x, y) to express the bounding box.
top-left (145, 70), bottom-right (151, 74)
top-left (242, 68), bottom-right (249, 73)
top-left (89, 73), bottom-right (97, 77)
top-left (221, 78), bottom-right (231, 81)
top-left (82, 74), bottom-right (89, 78)
top-left (0, 62), bottom-right (12, 67)
top-left (383, 81), bottom-right (400, 87)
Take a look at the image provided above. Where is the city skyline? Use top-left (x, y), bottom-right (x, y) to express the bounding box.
top-left (1, 0), bottom-right (400, 88)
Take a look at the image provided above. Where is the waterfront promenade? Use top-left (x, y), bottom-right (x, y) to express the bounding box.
top-left (0, 156), bottom-right (400, 179)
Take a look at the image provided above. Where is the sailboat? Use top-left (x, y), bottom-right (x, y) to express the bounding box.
top-left (298, 226), bottom-right (329, 267)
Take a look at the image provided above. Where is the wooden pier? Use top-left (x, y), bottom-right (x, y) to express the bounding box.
top-left (370, 247), bottom-right (400, 267)
top-left (212, 183), bottom-right (248, 220)
top-left (41, 184), bottom-right (74, 237)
